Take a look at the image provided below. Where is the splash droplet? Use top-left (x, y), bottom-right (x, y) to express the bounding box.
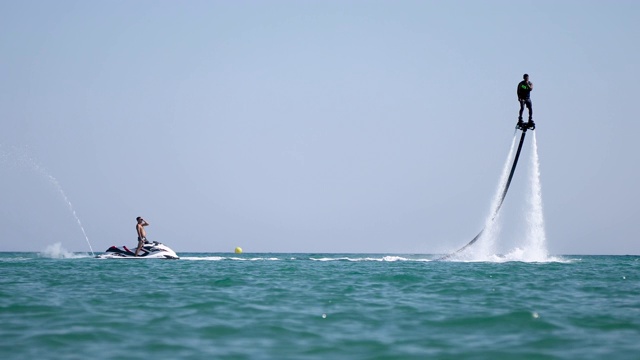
top-left (532, 312), bottom-right (540, 319)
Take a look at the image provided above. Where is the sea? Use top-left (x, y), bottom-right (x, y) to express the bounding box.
top-left (1, 249), bottom-right (639, 360)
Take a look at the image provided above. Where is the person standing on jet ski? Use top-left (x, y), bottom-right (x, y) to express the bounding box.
top-left (517, 73), bottom-right (534, 129)
top-left (135, 217), bottom-right (150, 256)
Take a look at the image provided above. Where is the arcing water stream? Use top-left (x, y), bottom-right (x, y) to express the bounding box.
top-left (1, 145), bottom-right (94, 255)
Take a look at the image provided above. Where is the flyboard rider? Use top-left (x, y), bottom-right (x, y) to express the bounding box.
top-left (517, 73), bottom-right (535, 130)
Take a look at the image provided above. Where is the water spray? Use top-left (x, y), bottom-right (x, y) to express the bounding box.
top-left (524, 132), bottom-right (548, 260)
top-left (0, 145), bottom-right (95, 256)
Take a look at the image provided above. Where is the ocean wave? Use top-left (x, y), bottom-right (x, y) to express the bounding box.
top-left (180, 256), bottom-right (281, 261)
top-left (310, 256), bottom-right (432, 262)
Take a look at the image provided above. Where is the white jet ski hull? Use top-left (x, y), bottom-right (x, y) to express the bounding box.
top-left (96, 241), bottom-right (179, 259)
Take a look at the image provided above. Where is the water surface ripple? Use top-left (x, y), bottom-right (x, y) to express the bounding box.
top-left (1, 254), bottom-right (638, 359)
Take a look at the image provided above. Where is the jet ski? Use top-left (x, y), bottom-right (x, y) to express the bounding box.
top-left (95, 240), bottom-right (179, 259)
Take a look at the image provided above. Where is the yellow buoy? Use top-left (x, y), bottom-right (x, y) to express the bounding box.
top-left (234, 247), bottom-right (243, 254)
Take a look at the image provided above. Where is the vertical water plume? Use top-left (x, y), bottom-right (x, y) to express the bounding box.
top-left (523, 132), bottom-right (548, 260)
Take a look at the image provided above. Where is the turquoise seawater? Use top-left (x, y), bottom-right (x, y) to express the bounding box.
top-left (1, 252), bottom-right (639, 359)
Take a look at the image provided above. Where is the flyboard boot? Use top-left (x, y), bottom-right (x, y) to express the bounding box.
top-left (527, 118), bottom-right (535, 130)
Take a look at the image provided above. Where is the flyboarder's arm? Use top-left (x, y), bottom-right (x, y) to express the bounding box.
top-left (528, 81), bottom-right (533, 90)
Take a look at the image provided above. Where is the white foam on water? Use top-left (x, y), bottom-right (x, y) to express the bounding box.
top-left (180, 256), bottom-right (227, 261)
top-left (453, 249), bottom-right (568, 263)
top-left (311, 257), bottom-right (350, 261)
top-left (499, 247), bottom-right (566, 263)
top-left (310, 256), bottom-right (431, 262)
top-left (232, 257), bottom-right (281, 261)
top-left (180, 256), bottom-right (281, 261)
top-left (0, 257), bottom-right (33, 262)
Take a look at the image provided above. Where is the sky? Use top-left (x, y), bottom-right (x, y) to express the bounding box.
top-left (1, 0), bottom-right (639, 255)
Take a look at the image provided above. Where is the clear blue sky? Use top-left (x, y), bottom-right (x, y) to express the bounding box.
top-left (1, 0), bottom-right (639, 254)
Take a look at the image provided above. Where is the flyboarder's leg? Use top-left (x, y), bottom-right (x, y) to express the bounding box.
top-left (517, 99), bottom-right (526, 129)
top-left (518, 99), bottom-right (525, 121)
top-left (526, 99), bottom-right (535, 130)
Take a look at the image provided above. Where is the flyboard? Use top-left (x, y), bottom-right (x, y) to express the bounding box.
top-left (435, 120), bottom-right (535, 261)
